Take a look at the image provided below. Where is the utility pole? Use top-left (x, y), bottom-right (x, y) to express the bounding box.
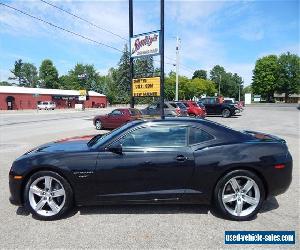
top-left (175, 36), bottom-right (180, 101)
top-left (129, 0), bottom-right (134, 108)
top-left (238, 83), bottom-right (241, 101)
top-left (159, 0), bottom-right (165, 119)
top-left (218, 74), bottom-right (221, 96)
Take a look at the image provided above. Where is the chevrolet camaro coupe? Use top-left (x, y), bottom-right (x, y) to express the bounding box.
top-left (9, 118), bottom-right (292, 220)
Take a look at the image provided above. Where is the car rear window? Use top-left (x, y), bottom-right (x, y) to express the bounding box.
top-left (129, 109), bottom-right (141, 116)
top-left (176, 102), bottom-right (186, 109)
top-left (183, 102), bottom-right (189, 107)
top-left (191, 102), bottom-right (198, 107)
top-left (169, 103), bottom-right (177, 108)
top-left (189, 127), bottom-right (214, 145)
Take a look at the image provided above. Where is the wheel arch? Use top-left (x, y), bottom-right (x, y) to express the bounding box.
top-left (211, 166), bottom-right (269, 201)
top-left (21, 165), bottom-right (75, 204)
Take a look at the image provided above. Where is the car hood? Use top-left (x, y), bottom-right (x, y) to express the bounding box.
top-left (24, 135), bottom-right (96, 155)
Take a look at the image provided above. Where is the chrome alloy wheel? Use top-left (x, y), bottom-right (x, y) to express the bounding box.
top-left (29, 176), bottom-right (66, 217)
top-left (222, 176), bottom-right (260, 217)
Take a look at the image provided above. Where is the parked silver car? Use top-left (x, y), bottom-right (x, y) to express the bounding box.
top-left (37, 101), bottom-right (56, 110)
top-left (141, 102), bottom-right (178, 116)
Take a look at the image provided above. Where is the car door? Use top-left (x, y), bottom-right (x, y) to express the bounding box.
top-left (214, 98), bottom-right (223, 114)
top-left (205, 99), bottom-right (213, 113)
top-left (106, 109), bottom-right (123, 128)
top-left (94, 124), bottom-right (195, 202)
top-left (147, 104), bottom-right (159, 116)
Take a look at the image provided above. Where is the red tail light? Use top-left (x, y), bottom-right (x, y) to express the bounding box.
top-left (274, 164), bottom-right (285, 169)
top-left (175, 108), bottom-right (181, 115)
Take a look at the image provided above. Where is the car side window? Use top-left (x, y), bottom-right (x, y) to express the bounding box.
top-left (148, 104), bottom-right (157, 110)
top-left (118, 126), bottom-right (188, 148)
top-left (189, 127), bottom-right (214, 145)
top-left (111, 110), bottom-right (122, 115)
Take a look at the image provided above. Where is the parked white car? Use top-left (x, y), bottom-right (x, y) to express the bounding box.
top-left (37, 101), bottom-right (56, 110)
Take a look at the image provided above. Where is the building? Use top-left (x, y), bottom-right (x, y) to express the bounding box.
top-left (0, 86), bottom-right (107, 110)
top-left (274, 93), bottom-right (300, 103)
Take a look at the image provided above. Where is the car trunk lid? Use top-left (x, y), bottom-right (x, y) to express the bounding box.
top-left (243, 130), bottom-right (286, 143)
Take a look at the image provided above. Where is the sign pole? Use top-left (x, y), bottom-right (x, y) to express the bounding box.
top-left (160, 0), bottom-right (165, 119)
top-left (129, 0), bottom-right (134, 108)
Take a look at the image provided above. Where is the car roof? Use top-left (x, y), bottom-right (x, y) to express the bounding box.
top-left (130, 117), bottom-right (250, 140)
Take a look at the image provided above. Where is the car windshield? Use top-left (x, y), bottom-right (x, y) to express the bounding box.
top-left (183, 102), bottom-right (189, 107)
top-left (87, 121), bottom-right (139, 147)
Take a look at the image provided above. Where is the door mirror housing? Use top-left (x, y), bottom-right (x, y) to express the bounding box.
top-left (107, 143), bottom-right (123, 154)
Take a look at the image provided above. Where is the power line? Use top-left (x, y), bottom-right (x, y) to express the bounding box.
top-left (40, 0), bottom-right (127, 42)
top-left (165, 55), bottom-right (195, 73)
top-left (0, 2), bottom-right (123, 53)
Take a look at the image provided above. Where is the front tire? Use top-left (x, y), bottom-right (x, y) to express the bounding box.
top-left (24, 171), bottom-right (73, 220)
top-left (95, 120), bottom-right (102, 130)
top-left (222, 108), bottom-right (231, 118)
top-left (214, 170), bottom-right (265, 221)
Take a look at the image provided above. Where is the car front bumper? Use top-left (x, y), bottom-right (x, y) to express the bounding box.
top-left (9, 174), bottom-right (24, 206)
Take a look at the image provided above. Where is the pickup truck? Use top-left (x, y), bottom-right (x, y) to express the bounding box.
top-left (199, 97), bottom-right (240, 118)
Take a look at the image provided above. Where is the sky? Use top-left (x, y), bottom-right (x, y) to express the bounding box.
top-left (0, 0), bottom-right (299, 86)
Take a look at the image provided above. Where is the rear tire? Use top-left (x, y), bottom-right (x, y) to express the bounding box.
top-left (189, 113), bottom-right (196, 118)
top-left (24, 171), bottom-right (73, 220)
top-left (214, 169), bottom-right (265, 221)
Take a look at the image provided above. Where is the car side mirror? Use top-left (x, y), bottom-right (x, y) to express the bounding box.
top-left (107, 144), bottom-right (123, 154)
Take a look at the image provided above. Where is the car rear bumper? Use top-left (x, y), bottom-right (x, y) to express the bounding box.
top-left (264, 153), bottom-right (293, 198)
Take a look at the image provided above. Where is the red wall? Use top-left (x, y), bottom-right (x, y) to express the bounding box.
top-left (0, 93), bottom-right (107, 110)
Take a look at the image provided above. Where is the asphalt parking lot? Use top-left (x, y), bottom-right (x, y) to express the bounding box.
top-left (0, 105), bottom-right (299, 249)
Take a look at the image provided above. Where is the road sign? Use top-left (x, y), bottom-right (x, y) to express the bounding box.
top-left (79, 89), bottom-right (87, 96)
top-left (78, 95), bottom-right (86, 101)
top-left (132, 77), bottom-right (160, 97)
top-left (130, 31), bottom-right (160, 58)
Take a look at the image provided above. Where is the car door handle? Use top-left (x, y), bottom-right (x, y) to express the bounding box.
top-left (176, 155), bottom-right (187, 162)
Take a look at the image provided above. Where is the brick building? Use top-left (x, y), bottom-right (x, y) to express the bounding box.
top-left (0, 86), bottom-right (107, 110)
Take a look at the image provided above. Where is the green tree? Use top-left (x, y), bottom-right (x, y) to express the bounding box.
top-left (112, 45), bottom-right (131, 103)
top-left (9, 60), bottom-right (38, 87)
top-left (22, 63), bottom-right (38, 87)
top-left (210, 65), bottom-right (225, 95)
top-left (102, 68), bottom-right (118, 104)
top-left (252, 55), bottom-right (279, 101)
top-left (0, 81), bottom-right (12, 86)
top-left (134, 56), bottom-right (154, 78)
top-left (9, 59), bottom-right (24, 85)
top-left (67, 63), bottom-right (101, 91)
top-left (39, 59), bottom-right (59, 88)
top-left (192, 69), bottom-right (207, 80)
top-left (276, 52), bottom-right (300, 102)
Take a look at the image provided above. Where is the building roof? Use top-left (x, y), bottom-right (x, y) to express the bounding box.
top-left (0, 86), bottom-right (105, 97)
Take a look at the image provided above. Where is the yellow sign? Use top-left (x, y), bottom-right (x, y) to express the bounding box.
top-left (132, 77), bottom-right (160, 97)
top-left (79, 89), bottom-right (87, 96)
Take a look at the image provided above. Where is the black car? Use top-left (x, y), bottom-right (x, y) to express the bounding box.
top-left (199, 97), bottom-right (240, 118)
top-left (9, 118), bottom-right (292, 221)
